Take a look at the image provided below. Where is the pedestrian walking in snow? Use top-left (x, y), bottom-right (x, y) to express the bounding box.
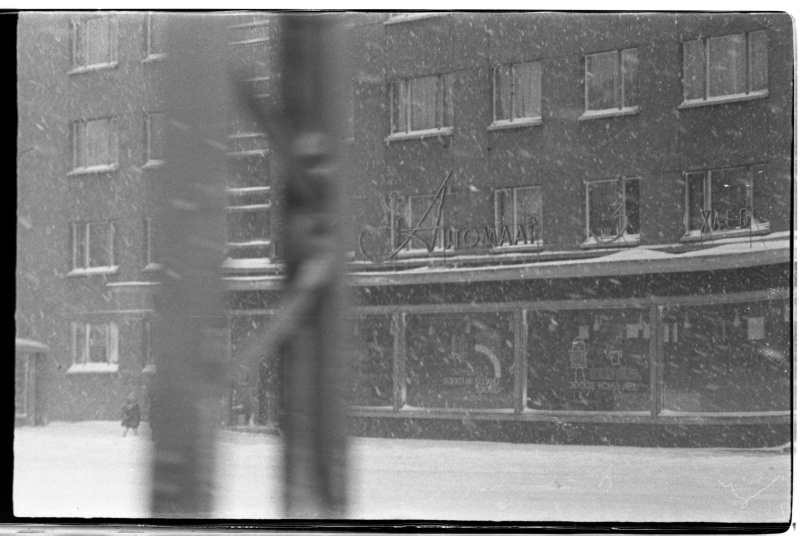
top-left (121, 394), bottom-right (141, 437)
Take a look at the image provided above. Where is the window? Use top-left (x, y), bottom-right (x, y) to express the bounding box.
top-left (584, 48), bottom-right (638, 114)
top-left (493, 61), bottom-right (542, 124)
top-left (71, 117), bottom-right (118, 173)
top-left (390, 74), bottom-right (454, 136)
top-left (143, 218), bottom-right (159, 268)
top-left (493, 186), bottom-right (543, 245)
top-left (71, 16), bottom-right (118, 70)
top-left (585, 178), bottom-right (640, 245)
top-left (142, 319), bottom-right (155, 371)
top-left (683, 31), bottom-right (767, 104)
top-left (145, 112), bottom-right (165, 166)
top-left (71, 321), bottom-right (119, 369)
top-left (71, 221), bottom-right (118, 273)
top-left (144, 13), bottom-right (166, 60)
top-left (684, 165), bottom-right (768, 236)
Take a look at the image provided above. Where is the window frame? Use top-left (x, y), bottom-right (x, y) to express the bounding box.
top-left (581, 48), bottom-right (639, 120)
top-left (143, 217), bottom-right (160, 271)
top-left (69, 220), bottom-right (119, 275)
top-left (69, 320), bottom-right (119, 373)
top-left (680, 30), bottom-right (769, 108)
top-left (69, 117), bottom-right (119, 175)
top-left (400, 193), bottom-right (446, 253)
top-left (682, 165), bottom-right (770, 240)
top-left (387, 74), bottom-right (454, 141)
top-left (143, 12), bottom-right (167, 62)
top-left (69, 15), bottom-right (119, 73)
top-left (492, 185), bottom-right (544, 248)
top-left (583, 177), bottom-right (641, 247)
top-left (144, 112), bottom-right (165, 168)
top-left (142, 318), bottom-right (156, 372)
top-left (490, 60), bottom-right (544, 129)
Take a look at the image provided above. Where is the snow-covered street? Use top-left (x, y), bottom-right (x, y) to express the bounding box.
top-left (14, 421), bottom-right (791, 522)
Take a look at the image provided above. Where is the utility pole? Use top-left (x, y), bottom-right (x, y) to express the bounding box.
top-left (151, 13), bottom-right (228, 517)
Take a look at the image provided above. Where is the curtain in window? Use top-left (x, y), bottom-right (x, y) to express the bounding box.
top-left (85, 119), bottom-right (109, 167)
top-left (73, 223), bottom-right (87, 268)
top-left (73, 322), bottom-right (86, 364)
top-left (621, 49), bottom-right (638, 108)
top-left (586, 52), bottom-right (617, 111)
top-left (410, 76), bottom-right (438, 131)
top-left (85, 17), bottom-right (109, 66)
top-left (148, 113), bottom-right (165, 161)
top-left (88, 324), bottom-right (108, 363)
top-left (709, 34), bottom-right (747, 97)
top-left (623, 179), bottom-right (640, 234)
top-left (494, 65), bottom-right (512, 120)
top-left (683, 39), bottom-right (705, 101)
top-left (749, 31), bottom-right (768, 92)
top-left (514, 62), bottom-right (541, 119)
top-left (88, 222), bottom-right (111, 267)
top-left (515, 187), bottom-right (542, 232)
top-left (494, 189), bottom-right (512, 232)
top-left (588, 181), bottom-right (620, 236)
top-left (687, 172), bottom-right (706, 231)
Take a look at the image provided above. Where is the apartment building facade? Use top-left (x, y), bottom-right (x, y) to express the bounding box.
top-left (17, 12), bottom-right (792, 445)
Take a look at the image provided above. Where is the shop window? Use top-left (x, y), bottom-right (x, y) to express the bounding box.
top-left (527, 308), bottom-right (651, 412)
top-left (583, 48), bottom-right (638, 115)
top-left (494, 185), bottom-right (542, 245)
top-left (351, 315), bottom-right (394, 407)
top-left (585, 178), bottom-right (640, 245)
top-left (493, 61), bottom-right (542, 124)
top-left (684, 165), bottom-right (769, 238)
top-left (71, 117), bottom-right (118, 173)
top-left (683, 31), bottom-right (767, 104)
top-left (662, 300), bottom-right (789, 412)
top-left (405, 312), bottom-right (515, 410)
top-left (71, 15), bottom-right (118, 71)
top-left (70, 220), bottom-right (118, 274)
top-left (142, 319), bottom-right (155, 372)
top-left (70, 321), bottom-right (119, 370)
top-left (144, 112), bottom-right (165, 166)
top-left (389, 74), bottom-right (454, 136)
top-left (144, 13), bottom-right (166, 60)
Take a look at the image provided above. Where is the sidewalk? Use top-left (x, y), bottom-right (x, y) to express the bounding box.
top-left (13, 421), bottom-right (793, 523)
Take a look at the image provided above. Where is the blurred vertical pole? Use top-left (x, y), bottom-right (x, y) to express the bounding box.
top-left (280, 14), bottom-right (349, 518)
top-left (151, 14), bottom-right (228, 517)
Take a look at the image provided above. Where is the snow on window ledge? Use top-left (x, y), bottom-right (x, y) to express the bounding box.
top-left (67, 363), bottom-right (119, 374)
top-left (678, 91), bottom-right (768, 110)
top-left (67, 266), bottom-right (120, 277)
top-left (581, 233), bottom-right (641, 249)
top-left (143, 365), bottom-right (156, 374)
top-left (142, 263), bottom-right (162, 273)
top-left (385, 127), bottom-right (454, 143)
top-left (142, 53), bottom-right (167, 64)
top-left (67, 62), bottom-right (119, 76)
top-left (142, 160), bottom-right (165, 170)
top-left (681, 222), bottom-right (771, 242)
top-left (487, 117), bottom-right (543, 131)
top-left (384, 13), bottom-right (448, 25)
top-left (67, 164), bottom-right (118, 177)
top-left (578, 106), bottom-right (639, 121)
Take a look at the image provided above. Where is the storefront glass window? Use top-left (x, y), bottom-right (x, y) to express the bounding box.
top-left (351, 315), bottom-right (394, 407)
top-left (662, 300), bottom-right (790, 413)
top-left (528, 308), bottom-right (651, 411)
top-left (406, 312), bottom-right (515, 409)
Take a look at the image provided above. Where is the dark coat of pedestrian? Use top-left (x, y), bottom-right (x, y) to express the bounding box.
top-left (121, 395), bottom-right (141, 437)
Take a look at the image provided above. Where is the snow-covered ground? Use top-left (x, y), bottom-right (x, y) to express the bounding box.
top-left (14, 421), bottom-right (792, 522)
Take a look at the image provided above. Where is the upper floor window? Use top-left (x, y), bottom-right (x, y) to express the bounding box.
top-left (683, 31), bottom-right (768, 104)
top-left (585, 178), bottom-right (640, 245)
top-left (389, 74), bottom-right (454, 137)
top-left (144, 13), bottom-right (166, 60)
top-left (584, 48), bottom-right (638, 116)
top-left (142, 319), bottom-right (155, 371)
top-left (71, 220), bottom-right (118, 273)
top-left (71, 117), bottom-right (118, 173)
top-left (494, 186), bottom-right (542, 245)
top-left (71, 16), bottom-right (118, 71)
top-left (143, 217), bottom-right (160, 269)
top-left (396, 193), bottom-right (446, 252)
top-left (684, 165), bottom-right (769, 238)
top-left (144, 112), bottom-right (165, 166)
top-left (492, 61), bottom-right (542, 126)
top-left (70, 321), bottom-right (119, 371)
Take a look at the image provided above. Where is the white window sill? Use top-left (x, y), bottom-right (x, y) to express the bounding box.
top-left (578, 106), bottom-right (639, 121)
top-left (142, 54), bottom-right (167, 64)
top-left (143, 365), bottom-right (156, 374)
top-left (384, 13), bottom-right (448, 25)
top-left (142, 263), bottom-right (162, 273)
top-left (68, 62), bottom-right (119, 75)
top-left (681, 222), bottom-right (770, 242)
top-left (142, 160), bottom-right (165, 170)
top-left (385, 127), bottom-right (454, 143)
top-left (67, 363), bottom-right (119, 374)
top-left (67, 266), bottom-right (120, 277)
top-left (487, 118), bottom-right (543, 131)
top-left (581, 233), bottom-right (641, 248)
top-left (678, 91), bottom-right (768, 110)
top-left (67, 164), bottom-right (118, 177)
top-left (229, 38), bottom-right (269, 47)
